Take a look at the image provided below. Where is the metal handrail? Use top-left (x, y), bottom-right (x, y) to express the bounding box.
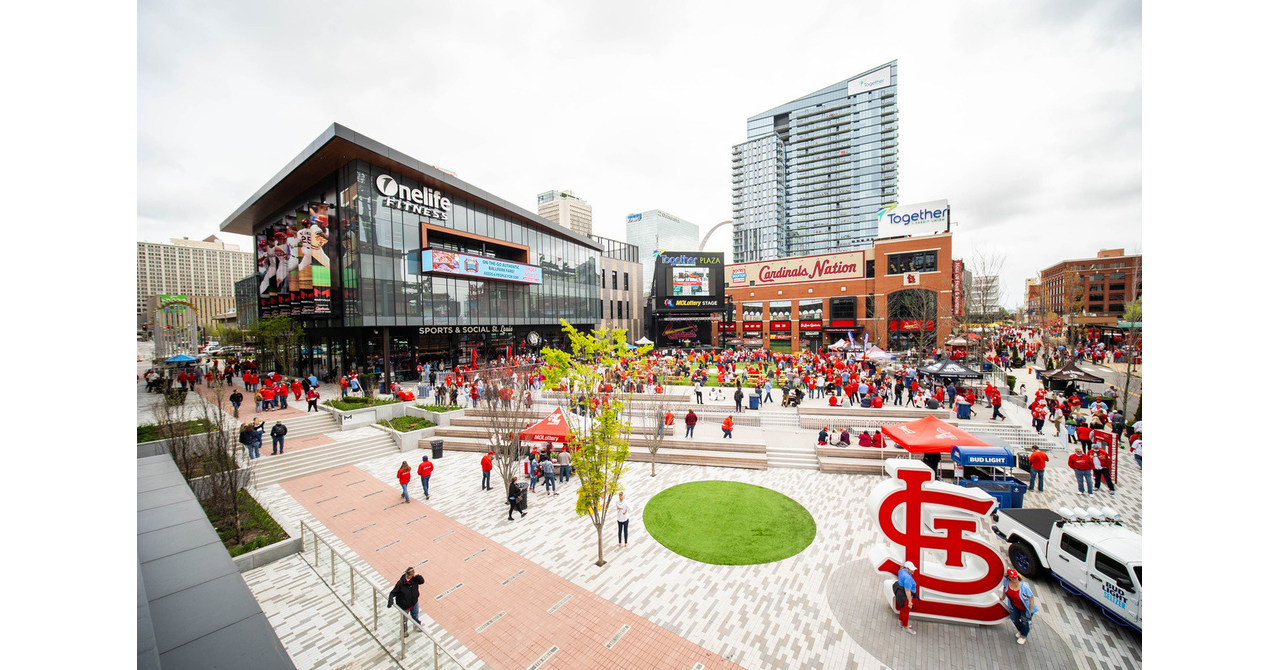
top-left (298, 521), bottom-right (464, 669)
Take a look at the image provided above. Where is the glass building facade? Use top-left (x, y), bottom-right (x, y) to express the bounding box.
top-left (221, 124), bottom-right (602, 381)
top-left (732, 61), bottom-right (899, 262)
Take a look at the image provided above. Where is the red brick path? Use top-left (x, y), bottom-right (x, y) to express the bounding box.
top-left (281, 467), bottom-right (740, 670)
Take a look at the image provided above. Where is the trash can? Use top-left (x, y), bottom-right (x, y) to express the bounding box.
top-left (430, 439), bottom-right (444, 459)
top-left (749, 395), bottom-right (760, 410)
top-left (1015, 450), bottom-right (1033, 473)
top-left (956, 403), bottom-right (971, 420)
top-left (982, 362), bottom-right (993, 372)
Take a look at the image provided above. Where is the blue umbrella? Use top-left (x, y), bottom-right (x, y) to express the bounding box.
top-left (165, 354), bottom-right (198, 363)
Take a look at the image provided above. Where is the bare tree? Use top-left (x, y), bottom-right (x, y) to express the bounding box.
top-left (623, 376), bottom-right (675, 477)
top-left (472, 361), bottom-right (542, 490)
top-left (962, 249), bottom-right (1006, 359)
top-left (1118, 300), bottom-right (1142, 425)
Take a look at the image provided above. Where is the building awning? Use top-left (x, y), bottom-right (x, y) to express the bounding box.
top-left (218, 123), bottom-right (602, 252)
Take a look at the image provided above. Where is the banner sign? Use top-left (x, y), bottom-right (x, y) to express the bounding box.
top-left (728, 251), bottom-right (865, 287)
top-left (1091, 430), bottom-right (1118, 485)
top-left (743, 322), bottom-right (763, 332)
top-left (953, 260), bottom-right (964, 318)
top-left (830, 319), bottom-right (859, 329)
top-left (876, 199), bottom-right (949, 238)
top-left (421, 250), bottom-right (543, 285)
top-left (769, 321), bottom-right (792, 332)
top-left (799, 320), bottom-right (823, 331)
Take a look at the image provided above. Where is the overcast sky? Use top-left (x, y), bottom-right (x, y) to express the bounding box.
top-left (138, 0), bottom-right (1140, 309)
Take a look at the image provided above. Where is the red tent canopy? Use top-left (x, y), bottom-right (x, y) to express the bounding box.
top-left (520, 407), bottom-right (575, 443)
top-left (881, 415), bottom-right (992, 454)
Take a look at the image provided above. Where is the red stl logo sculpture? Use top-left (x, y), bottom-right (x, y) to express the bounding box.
top-left (868, 459), bottom-right (1008, 624)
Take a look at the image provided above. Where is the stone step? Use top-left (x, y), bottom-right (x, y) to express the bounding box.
top-left (251, 434), bottom-right (398, 487)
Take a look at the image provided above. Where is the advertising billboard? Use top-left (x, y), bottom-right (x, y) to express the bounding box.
top-left (654, 251), bottom-right (724, 312)
top-left (847, 65), bottom-right (893, 96)
top-left (421, 250), bottom-right (543, 285)
top-left (876, 199), bottom-right (950, 238)
top-left (953, 260), bottom-right (964, 318)
top-left (727, 250), bottom-right (865, 288)
top-left (255, 198), bottom-right (336, 318)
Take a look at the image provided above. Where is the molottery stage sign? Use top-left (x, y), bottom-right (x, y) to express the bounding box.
top-left (867, 459), bottom-right (1008, 625)
top-left (727, 250), bottom-right (865, 287)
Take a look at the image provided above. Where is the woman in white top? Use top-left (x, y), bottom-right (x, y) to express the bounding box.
top-left (616, 492), bottom-right (631, 548)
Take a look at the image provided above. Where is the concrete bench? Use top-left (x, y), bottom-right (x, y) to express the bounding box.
top-left (818, 456), bottom-right (956, 476)
top-left (816, 445), bottom-right (953, 462)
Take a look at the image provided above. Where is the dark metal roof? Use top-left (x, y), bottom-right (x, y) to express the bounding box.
top-left (219, 123), bottom-right (602, 251)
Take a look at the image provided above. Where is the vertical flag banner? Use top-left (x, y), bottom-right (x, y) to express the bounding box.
top-left (305, 202), bottom-right (332, 314)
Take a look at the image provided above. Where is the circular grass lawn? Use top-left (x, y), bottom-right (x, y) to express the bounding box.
top-left (642, 481), bottom-right (816, 565)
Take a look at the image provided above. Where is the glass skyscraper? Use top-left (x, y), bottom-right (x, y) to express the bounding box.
top-left (731, 61), bottom-right (899, 262)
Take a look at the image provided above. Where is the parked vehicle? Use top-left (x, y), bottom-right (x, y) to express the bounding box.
top-left (992, 506), bottom-right (1141, 632)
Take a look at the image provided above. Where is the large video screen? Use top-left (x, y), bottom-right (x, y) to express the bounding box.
top-left (257, 200), bottom-right (335, 318)
top-left (654, 251), bottom-right (724, 311)
top-left (672, 267), bottom-right (710, 296)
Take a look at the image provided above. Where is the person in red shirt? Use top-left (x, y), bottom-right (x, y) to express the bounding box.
top-left (1089, 443), bottom-right (1115, 494)
top-left (1076, 423), bottom-right (1092, 445)
top-left (397, 461), bottom-right (412, 503)
top-left (1026, 446), bottom-right (1049, 492)
top-left (721, 416), bottom-right (733, 439)
top-left (480, 451), bottom-right (494, 490)
top-left (306, 387), bottom-right (320, 412)
top-left (1031, 406), bottom-right (1047, 434)
top-left (828, 393), bottom-right (839, 407)
top-left (872, 394), bottom-right (884, 408)
top-left (991, 390), bottom-right (1005, 421)
top-left (417, 455), bottom-right (434, 500)
top-left (1067, 447), bottom-right (1094, 495)
top-left (292, 379), bottom-right (303, 400)
top-left (871, 431), bottom-right (884, 448)
top-left (275, 382), bottom-right (290, 410)
top-left (260, 385), bottom-right (275, 411)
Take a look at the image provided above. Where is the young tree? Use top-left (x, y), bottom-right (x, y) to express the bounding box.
top-left (540, 321), bottom-right (633, 567)
top-left (1118, 299), bottom-right (1142, 426)
top-left (621, 346), bottom-right (668, 477)
top-left (250, 316), bottom-right (302, 376)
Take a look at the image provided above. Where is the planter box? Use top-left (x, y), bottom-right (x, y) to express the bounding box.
top-left (377, 425), bottom-right (438, 452)
top-left (232, 536), bottom-right (302, 573)
top-left (333, 405), bottom-right (379, 430)
top-left (187, 468), bottom-right (253, 501)
top-left (405, 406), bottom-right (466, 427)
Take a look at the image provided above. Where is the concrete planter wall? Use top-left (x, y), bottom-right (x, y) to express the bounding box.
top-left (187, 469), bottom-right (253, 500)
top-left (232, 536), bottom-right (302, 573)
top-left (138, 438), bottom-right (170, 459)
top-left (405, 407), bottom-right (466, 427)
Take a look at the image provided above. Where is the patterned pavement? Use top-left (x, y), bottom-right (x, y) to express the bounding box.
top-left (251, 441), bottom-right (1142, 670)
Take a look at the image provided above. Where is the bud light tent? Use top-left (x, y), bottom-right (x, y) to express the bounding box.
top-left (1039, 359), bottom-right (1105, 384)
top-left (917, 358), bottom-right (983, 380)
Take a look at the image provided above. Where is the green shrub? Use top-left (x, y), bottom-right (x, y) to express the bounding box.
top-left (378, 416), bottom-right (438, 432)
top-left (1005, 375), bottom-right (1017, 392)
top-left (137, 418), bottom-right (215, 443)
top-left (203, 489), bottom-right (287, 557)
top-left (164, 389), bottom-right (188, 406)
top-left (415, 403), bottom-right (464, 412)
top-left (324, 396), bottom-right (398, 411)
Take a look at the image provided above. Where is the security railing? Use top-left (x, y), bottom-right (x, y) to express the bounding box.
top-left (298, 521), bottom-right (466, 669)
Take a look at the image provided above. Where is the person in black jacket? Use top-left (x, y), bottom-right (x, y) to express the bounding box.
top-left (387, 567), bottom-right (425, 632)
top-left (508, 476), bottom-right (526, 521)
top-left (229, 389), bottom-right (243, 418)
top-left (270, 420), bottom-right (288, 455)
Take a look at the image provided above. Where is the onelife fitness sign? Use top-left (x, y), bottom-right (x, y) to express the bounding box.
top-left (727, 250), bottom-right (866, 288)
top-left (867, 459), bottom-right (1008, 624)
top-left (376, 174), bottom-right (452, 220)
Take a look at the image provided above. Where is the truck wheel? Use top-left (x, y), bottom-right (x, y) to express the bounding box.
top-left (1008, 542), bottom-right (1042, 579)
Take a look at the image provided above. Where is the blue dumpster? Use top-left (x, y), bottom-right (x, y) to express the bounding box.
top-left (981, 362), bottom-right (993, 372)
top-left (749, 394), bottom-right (760, 410)
top-left (955, 402), bottom-right (972, 420)
top-left (950, 445), bottom-right (1027, 509)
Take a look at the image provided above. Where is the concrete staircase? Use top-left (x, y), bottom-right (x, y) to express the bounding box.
top-left (279, 412), bottom-right (339, 438)
top-left (250, 431), bottom-right (398, 487)
top-left (766, 441), bottom-right (820, 471)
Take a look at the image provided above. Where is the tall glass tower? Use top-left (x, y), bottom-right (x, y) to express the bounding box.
top-left (731, 61), bottom-right (899, 262)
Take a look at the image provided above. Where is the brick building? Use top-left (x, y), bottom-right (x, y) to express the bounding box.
top-left (722, 233), bottom-right (958, 353)
top-left (1038, 249), bottom-right (1142, 326)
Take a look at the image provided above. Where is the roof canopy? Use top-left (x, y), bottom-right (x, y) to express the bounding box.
top-left (1041, 359), bottom-right (1104, 383)
top-left (165, 354), bottom-right (198, 363)
top-left (917, 358), bottom-right (982, 379)
top-left (881, 415), bottom-right (992, 454)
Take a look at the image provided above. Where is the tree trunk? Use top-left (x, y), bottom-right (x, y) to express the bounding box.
top-left (651, 451), bottom-right (656, 476)
top-left (595, 522), bottom-right (606, 567)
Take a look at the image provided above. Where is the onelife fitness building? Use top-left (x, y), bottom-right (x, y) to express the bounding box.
top-left (219, 124), bottom-right (602, 379)
top-left (722, 233), bottom-right (959, 353)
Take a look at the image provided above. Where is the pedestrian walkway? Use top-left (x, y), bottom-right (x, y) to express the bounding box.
top-left (280, 466), bottom-right (740, 670)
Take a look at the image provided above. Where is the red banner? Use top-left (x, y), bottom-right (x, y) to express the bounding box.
top-left (743, 322), bottom-right (763, 332)
top-left (830, 319), bottom-right (859, 328)
top-left (799, 320), bottom-right (822, 331)
top-left (769, 321), bottom-right (792, 332)
top-left (953, 260), bottom-right (964, 318)
top-left (718, 322), bottom-right (736, 332)
top-left (895, 320), bottom-right (935, 332)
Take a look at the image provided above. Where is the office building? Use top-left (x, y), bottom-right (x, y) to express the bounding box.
top-left (1039, 249), bottom-right (1143, 323)
top-left (137, 236), bottom-right (255, 330)
top-left (591, 235), bottom-right (644, 340)
top-left (731, 61), bottom-right (899, 262)
top-left (219, 123), bottom-right (603, 377)
top-left (537, 190), bottom-right (593, 237)
top-left (968, 275), bottom-right (1002, 320)
top-left (624, 210), bottom-right (701, 296)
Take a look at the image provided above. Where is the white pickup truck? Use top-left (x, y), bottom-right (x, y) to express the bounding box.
top-left (991, 506), bottom-right (1142, 632)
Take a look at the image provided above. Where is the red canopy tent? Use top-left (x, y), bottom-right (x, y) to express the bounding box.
top-left (881, 415), bottom-right (992, 453)
top-left (519, 407), bottom-right (578, 443)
